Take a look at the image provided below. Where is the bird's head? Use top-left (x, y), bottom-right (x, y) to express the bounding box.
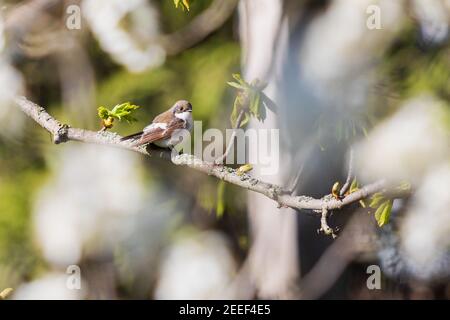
top-left (172, 100), bottom-right (192, 114)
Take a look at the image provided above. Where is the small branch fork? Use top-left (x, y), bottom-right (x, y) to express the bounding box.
top-left (15, 96), bottom-right (398, 235)
top-left (319, 207), bottom-right (337, 239)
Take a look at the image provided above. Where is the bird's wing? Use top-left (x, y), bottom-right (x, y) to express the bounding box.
top-left (133, 118), bottom-right (186, 146)
top-left (120, 131), bottom-right (143, 141)
top-left (152, 109), bottom-right (173, 124)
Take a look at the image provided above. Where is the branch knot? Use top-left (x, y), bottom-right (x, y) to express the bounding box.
top-left (53, 124), bottom-right (69, 144)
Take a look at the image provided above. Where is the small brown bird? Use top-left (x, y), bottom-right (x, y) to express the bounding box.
top-left (121, 100), bottom-right (193, 148)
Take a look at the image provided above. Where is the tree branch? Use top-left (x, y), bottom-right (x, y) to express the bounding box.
top-left (159, 0), bottom-right (239, 56)
top-left (14, 96), bottom-right (390, 215)
top-left (318, 207), bottom-right (337, 238)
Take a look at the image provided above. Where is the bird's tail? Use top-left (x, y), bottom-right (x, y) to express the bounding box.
top-left (120, 131), bottom-right (143, 141)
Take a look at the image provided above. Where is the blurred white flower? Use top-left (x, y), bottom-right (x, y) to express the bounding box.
top-left (412, 0), bottom-right (449, 44)
top-left (300, 0), bottom-right (404, 111)
top-left (0, 59), bottom-right (23, 110)
top-left (34, 144), bottom-right (147, 267)
top-left (82, 0), bottom-right (165, 72)
top-left (155, 231), bottom-right (237, 299)
top-left (399, 163), bottom-right (450, 281)
top-left (13, 273), bottom-right (85, 300)
top-left (354, 95), bottom-right (450, 185)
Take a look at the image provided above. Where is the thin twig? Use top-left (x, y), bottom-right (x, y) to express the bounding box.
top-left (287, 163), bottom-right (304, 195)
top-left (214, 109), bottom-right (245, 165)
top-left (318, 207), bottom-right (337, 238)
top-left (339, 148), bottom-right (354, 197)
top-left (159, 0), bottom-right (239, 56)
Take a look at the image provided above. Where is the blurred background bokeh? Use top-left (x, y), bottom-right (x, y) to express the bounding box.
top-left (0, 0), bottom-right (449, 299)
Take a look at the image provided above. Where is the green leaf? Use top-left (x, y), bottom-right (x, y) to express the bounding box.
top-left (369, 192), bottom-right (385, 208)
top-left (174, 0), bottom-right (191, 11)
top-left (374, 201), bottom-right (387, 224)
top-left (349, 178), bottom-right (359, 193)
top-left (331, 181), bottom-right (341, 199)
top-left (97, 106), bottom-right (110, 120)
top-left (97, 102), bottom-right (141, 129)
top-left (227, 74), bottom-right (275, 128)
top-left (232, 73), bottom-right (247, 86)
top-left (216, 181), bottom-right (226, 218)
top-left (110, 102), bottom-right (140, 123)
top-left (230, 92), bottom-right (250, 128)
top-left (236, 163), bottom-right (253, 176)
top-left (227, 81), bottom-right (246, 90)
top-left (374, 199), bottom-right (393, 227)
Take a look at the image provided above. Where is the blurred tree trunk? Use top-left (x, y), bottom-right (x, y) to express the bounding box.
top-left (239, 0), bottom-right (302, 298)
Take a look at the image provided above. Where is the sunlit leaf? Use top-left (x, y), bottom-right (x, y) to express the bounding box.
top-left (174, 0), bottom-right (191, 11)
top-left (97, 102), bottom-right (141, 130)
top-left (0, 288), bottom-right (13, 300)
top-left (236, 164), bottom-right (253, 176)
top-left (374, 199), bottom-right (393, 227)
top-left (369, 192), bottom-right (385, 208)
top-left (227, 81), bottom-right (246, 90)
top-left (374, 201), bottom-right (387, 222)
top-left (349, 178), bottom-right (359, 193)
top-left (227, 74), bottom-right (275, 128)
top-left (97, 106), bottom-right (110, 120)
top-left (110, 102), bottom-right (140, 122)
top-left (232, 73), bottom-right (247, 86)
top-left (332, 181), bottom-right (341, 199)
